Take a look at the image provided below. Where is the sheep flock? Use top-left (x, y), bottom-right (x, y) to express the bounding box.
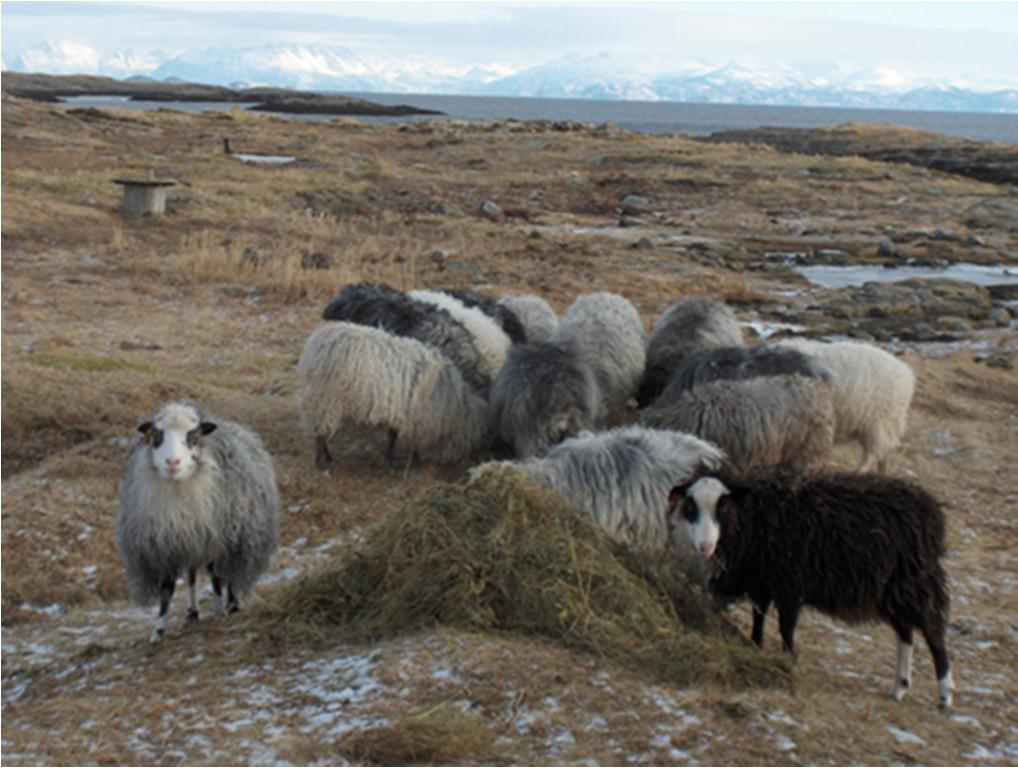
top-left (116, 280), bottom-right (958, 709)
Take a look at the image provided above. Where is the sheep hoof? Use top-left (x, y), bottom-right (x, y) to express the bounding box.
top-left (185, 609), bottom-right (200, 625)
top-left (149, 627), bottom-right (165, 643)
top-left (892, 684), bottom-right (909, 702)
top-left (938, 694), bottom-right (953, 709)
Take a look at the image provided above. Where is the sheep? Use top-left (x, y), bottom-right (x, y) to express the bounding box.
top-left (654, 344), bottom-right (831, 397)
top-left (321, 282), bottom-right (491, 395)
top-left (638, 297), bottom-right (744, 407)
top-left (116, 402), bottom-right (280, 642)
top-left (441, 288), bottom-right (528, 344)
top-left (488, 341), bottom-right (600, 458)
top-left (472, 425), bottom-right (724, 560)
top-left (550, 292), bottom-right (646, 419)
top-left (497, 293), bottom-right (559, 343)
top-left (409, 289), bottom-right (512, 384)
top-left (668, 470), bottom-right (954, 708)
top-left (775, 338), bottom-right (915, 472)
top-left (640, 374), bottom-right (835, 474)
top-left (298, 322), bottom-right (488, 468)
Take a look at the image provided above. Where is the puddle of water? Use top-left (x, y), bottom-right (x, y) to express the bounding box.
top-left (742, 320), bottom-right (805, 339)
top-left (234, 154), bottom-right (297, 165)
top-left (797, 263), bottom-right (1018, 289)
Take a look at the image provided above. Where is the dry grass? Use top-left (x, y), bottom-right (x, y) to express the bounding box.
top-left (262, 471), bottom-right (791, 689)
top-left (3, 93), bottom-right (1017, 766)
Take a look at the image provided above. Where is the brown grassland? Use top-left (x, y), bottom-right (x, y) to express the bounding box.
top-left (2, 93), bottom-right (1017, 765)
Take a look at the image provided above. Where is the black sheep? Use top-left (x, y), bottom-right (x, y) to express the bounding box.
top-left (321, 282), bottom-right (491, 394)
top-left (668, 470), bottom-right (954, 708)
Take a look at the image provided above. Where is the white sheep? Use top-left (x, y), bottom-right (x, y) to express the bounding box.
top-left (116, 402), bottom-right (280, 642)
top-left (551, 292), bottom-right (647, 419)
top-left (775, 338), bottom-right (915, 472)
top-left (409, 289), bottom-right (512, 383)
top-left (298, 322), bottom-right (488, 468)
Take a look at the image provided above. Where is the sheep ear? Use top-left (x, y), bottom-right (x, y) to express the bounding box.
top-left (200, 422), bottom-right (218, 436)
top-left (668, 483), bottom-right (692, 508)
top-left (137, 421), bottom-right (153, 435)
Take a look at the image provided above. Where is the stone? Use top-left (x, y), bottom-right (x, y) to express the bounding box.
top-left (965, 235), bottom-right (985, 247)
top-left (985, 351), bottom-right (1014, 370)
top-left (814, 248), bottom-right (855, 265)
top-left (479, 200), bottom-right (503, 220)
top-left (301, 251), bottom-right (332, 270)
top-left (985, 307), bottom-right (1012, 327)
top-left (620, 194), bottom-right (655, 215)
top-left (618, 216), bottom-right (647, 228)
top-left (430, 249), bottom-right (449, 264)
top-left (964, 199), bottom-right (1018, 232)
top-left (631, 237), bottom-right (654, 251)
top-left (877, 238), bottom-right (899, 258)
top-left (935, 316), bottom-right (973, 333)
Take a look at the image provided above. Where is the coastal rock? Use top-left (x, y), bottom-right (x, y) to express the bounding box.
top-left (965, 199), bottom-right (1018, 232)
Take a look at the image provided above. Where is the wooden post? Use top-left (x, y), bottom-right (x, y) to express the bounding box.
top-left (112, 179), bottom-right (175, 216)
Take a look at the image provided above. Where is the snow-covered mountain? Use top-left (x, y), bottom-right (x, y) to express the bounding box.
top-left (5, 41), bottom-right (1017, 113)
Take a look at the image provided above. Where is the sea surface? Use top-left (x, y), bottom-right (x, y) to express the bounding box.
top-left (59, 93), bottom-right (1018, 143)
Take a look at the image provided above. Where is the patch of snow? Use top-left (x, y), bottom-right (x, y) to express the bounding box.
top-left (887, 725), bottom-right (926, 745)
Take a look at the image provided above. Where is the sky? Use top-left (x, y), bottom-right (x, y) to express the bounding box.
top-left (3, 1), bottom-right (1017, 84)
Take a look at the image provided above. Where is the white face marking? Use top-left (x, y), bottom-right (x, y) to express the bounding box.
top-left (683, 477), bottom-right (729, 561)
top-left (148, 404), bottom-right (204, 482)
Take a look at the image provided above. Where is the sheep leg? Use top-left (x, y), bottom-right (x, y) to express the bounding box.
top-left (151, 574), bottom-right (176, 643)
top-left (385, 429), bottom-right (399, 468)
top-left (315, 435), bottom-right (332, 471)
top-left (209, 565), bottom-right (226, 619)
top-left (777, 602), bottom-right (801, 656)
top-left (891, 625), bottom-right (914, 701)
top-left (186, 568), bottom-right (199, 624)
top-left (919, 621), bottom-right (954, 708)
top-left (751, 600), bottom-right (771, 648)
top-left (226, 585), bottom-right (240, 615)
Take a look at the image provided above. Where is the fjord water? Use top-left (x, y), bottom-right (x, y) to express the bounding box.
top-left (59, 92), bottom-right (1018, 142)
top-left (334, 92), bottom-right (1018, 143)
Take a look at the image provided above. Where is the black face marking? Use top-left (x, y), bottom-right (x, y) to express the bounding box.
top-left (151, 428), bottom-right (165, 448)
top-left (186, 426), bottom-right (202, 448)
top-left (680, 498), bottom-right (699, 524)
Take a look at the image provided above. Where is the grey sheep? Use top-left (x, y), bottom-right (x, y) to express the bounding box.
top-left (641, 374), bottom-right (835, 474)
top-left (298, 322), bottom-right (488, 468)
top-left (321, 281), bottom-right (491, 395)
top-left (488, 341), bottom-right (600, 458)
top-left (639, 297), bottom-right (744, 407)
top-left (116, 402), bottom-right (280, 642)
top-left (551, 292), bottom-right (646, 419)
top-left (497, 294), bottom-right (559, 343)
top-left (472, 425), bottom-right (724, 560)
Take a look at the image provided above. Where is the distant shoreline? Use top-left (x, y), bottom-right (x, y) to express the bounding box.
top-left (0, 72), bottom-right (442, 117)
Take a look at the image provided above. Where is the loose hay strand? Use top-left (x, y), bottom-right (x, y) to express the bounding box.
top-left (261, 470), bottom-right (791, 689)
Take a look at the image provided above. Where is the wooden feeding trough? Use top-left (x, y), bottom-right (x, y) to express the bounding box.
top-left (112, 178), bottom-right (175, 216)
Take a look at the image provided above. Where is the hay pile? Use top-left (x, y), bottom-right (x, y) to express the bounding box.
top-left (265, 469), bottom-right (791, 688)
